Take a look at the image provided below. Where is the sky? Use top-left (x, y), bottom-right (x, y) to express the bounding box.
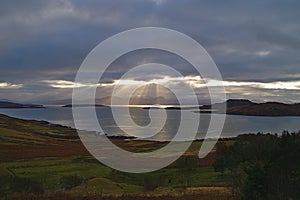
top-left (0, 0), bottom-right (300, 104)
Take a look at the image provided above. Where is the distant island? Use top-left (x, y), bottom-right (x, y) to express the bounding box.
top-left (199, 99), bottom-right (300, 116)
top-left (0, 101), bottom-right (45, 108)
top-left (142, 99), bottom-right (300, 116)
top-left (62, 104), bottom-right (107, 108)
top-left (143, 106), bottom-right (186, 110)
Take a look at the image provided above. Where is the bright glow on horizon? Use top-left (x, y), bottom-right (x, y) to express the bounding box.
top-left (44, 80), bottom-right (102, 88)
top-left (0, 82), bottom-right (23, 89)
top-left (44, 77), bottom-right (300, 91)
top-left (261, 81), bottom-right (300, 90)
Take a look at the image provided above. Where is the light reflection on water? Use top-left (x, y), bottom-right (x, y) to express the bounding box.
top-left (0, 107), bottom-right (299, 141)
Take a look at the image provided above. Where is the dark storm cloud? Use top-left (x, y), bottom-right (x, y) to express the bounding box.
top-left (0, 0), bottom-right (299, 102)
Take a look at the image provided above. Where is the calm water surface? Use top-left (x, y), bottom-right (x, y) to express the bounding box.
top-left (0, 107), bottom-right (299, 141)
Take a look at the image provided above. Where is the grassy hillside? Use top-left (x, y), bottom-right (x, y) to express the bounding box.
top-left (0, 114), bottom-right (233, 199)
top-left (0, 114), bottom-right (90, 161)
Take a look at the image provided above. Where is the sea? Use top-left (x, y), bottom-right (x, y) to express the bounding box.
top-left (0, 106), bottom-right (299, 141)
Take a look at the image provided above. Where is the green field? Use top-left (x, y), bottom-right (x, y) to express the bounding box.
top-left (0, 114), bottom-right (233, 199)
top-left (0, 156), bottom-right (232, 199)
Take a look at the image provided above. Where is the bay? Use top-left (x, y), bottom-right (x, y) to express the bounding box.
top-left (0, 107), bottom-right (299, 141)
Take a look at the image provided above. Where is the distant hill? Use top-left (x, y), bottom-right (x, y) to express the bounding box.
top-left (200, 99), bottom-right (300, 116)
top-left (0, 101), bottom-right (44, 108)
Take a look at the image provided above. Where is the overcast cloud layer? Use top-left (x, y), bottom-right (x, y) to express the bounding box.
top-left (0, 0), bottom-right (299, 103)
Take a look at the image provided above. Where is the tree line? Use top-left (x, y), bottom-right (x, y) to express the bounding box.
top-left (214, 131), bottom-right (300, 200)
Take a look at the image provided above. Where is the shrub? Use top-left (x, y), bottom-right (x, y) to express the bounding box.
top-left (59, 175), bottom-right (83, 190)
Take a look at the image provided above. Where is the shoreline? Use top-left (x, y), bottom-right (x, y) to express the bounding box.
top-left (0, 113), bottom-right (294, 143)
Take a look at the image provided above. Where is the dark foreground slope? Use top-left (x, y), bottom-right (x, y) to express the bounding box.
top-left (214, 132), bottom-right (300, 199)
